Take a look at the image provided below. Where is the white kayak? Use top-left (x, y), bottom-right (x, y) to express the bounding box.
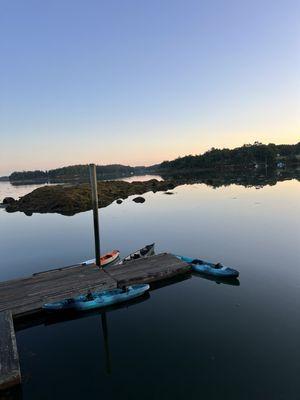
top-left (119, 243), bottom-right (155, 264)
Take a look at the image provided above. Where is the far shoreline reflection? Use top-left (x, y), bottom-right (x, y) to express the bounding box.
top-left (160, 167), bottom-right (300, 190)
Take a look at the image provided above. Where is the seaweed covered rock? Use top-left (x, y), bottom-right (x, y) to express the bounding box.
top-left (6, 179), bottom-right (178, 215)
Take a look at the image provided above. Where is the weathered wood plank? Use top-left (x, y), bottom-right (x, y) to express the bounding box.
top-left (0, 271), bottom-right (108, 300)
top-left (0, 265), bottom-right (101, 291)
top-left (0, 271), bottom-right (114, 305)
top-left (108, 253), bottom-right (190, 286)
top-left (0, 280), bottom-right (117, 317)
top-left (0, 267), bottom-right (116, 317)
top-left (0, 311), bottom-right (21, 390)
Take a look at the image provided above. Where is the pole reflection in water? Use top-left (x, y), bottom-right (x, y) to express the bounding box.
top-left (101, 312), bottom-right (112, 375)
top-left (0, 384), bottom-right (23, 400)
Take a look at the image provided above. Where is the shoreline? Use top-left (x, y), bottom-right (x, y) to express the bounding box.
top-left (2, 168), bottom-right (299, 216)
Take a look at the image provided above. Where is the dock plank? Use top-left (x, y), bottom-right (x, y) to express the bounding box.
top-left (0, 266), bottom-right (116, 317)
top-left (0, 254), bottom-right (189, 318)
top-left (0, 311), bottom-right (21, 390)
top-left (108, 253), bottom-right (190, 286)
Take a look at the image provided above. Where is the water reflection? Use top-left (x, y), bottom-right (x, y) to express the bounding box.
top-left (2, 175), bottom-right (300, 400)
top-left (14, 292), bottom-right (151, 389)
top-left (161, 166), bottom-right (300, 189)
top-left (0, 175), bottom-right (163, 204)
top-left (101, 313), bottom-right (111, 375)
top-left (149, 273), bottom-right (191, 291)
top-left (0, 385), bottom-right (23, 400)
top-left (15, 293), bottom-right (151, 332)
top-left (192, 272), bottom-right (240, 286)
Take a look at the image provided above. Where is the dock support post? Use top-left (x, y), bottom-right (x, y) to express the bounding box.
top-left (0, 311), bottom-right (21, 390)
top-left (89, 164), bottom-right (101, 268)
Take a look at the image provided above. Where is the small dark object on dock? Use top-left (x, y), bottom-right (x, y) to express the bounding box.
top-left (116, 199), bottom-right (123, 204)
top-left (133, 196), bottom-right (145, 203)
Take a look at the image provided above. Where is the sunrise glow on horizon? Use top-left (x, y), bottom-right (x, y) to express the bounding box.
top-left (1, 0), bottom-right (299, 175)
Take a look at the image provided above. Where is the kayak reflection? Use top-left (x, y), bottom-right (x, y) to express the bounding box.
top-left (192, 271), bottom-right (240, 286)
top-left (46, 292), bottom-right (150, 375)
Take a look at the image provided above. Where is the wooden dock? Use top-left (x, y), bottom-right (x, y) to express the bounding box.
top-left (0, 253), bottom-right (189, 390)
top-left (0, 263), bottom-right (116, 318)
top-left (107, 253), bottom-right (189, 287)
top-left (0, 311), bottom-right (21, 390)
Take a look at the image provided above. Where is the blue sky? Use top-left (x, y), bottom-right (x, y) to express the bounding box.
top-left (0, 0), bottom-right (299, 175)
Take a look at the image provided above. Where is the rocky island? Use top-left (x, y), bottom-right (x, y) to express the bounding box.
top-left (5, 179), bottom-right (176, 216)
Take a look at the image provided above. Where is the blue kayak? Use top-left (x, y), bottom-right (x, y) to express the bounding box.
top-left (176, 255), bottom-right (239, 278)
top-left (43, 284), bottom-right (150, 312)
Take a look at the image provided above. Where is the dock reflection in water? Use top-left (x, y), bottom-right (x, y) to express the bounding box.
top-left (15, 292), bottom-right (150, 380)
top-left (192, 272), bottom-right (240, 286)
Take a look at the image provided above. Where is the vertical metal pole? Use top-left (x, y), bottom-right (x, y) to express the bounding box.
top-left (89, 164), bottom-right (101, 267)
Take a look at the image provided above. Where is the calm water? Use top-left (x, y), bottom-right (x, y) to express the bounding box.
top-left (0, 181), bottom-right (54, 201)
top-left (1, 178), bottom-right (300, 399)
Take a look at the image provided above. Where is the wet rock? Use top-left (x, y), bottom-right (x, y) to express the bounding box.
top-left (166, 182), bottom-right (176, 190)
top-left (3, 197), bottom-right (16, 204)
top-left (116, 199), bottom-right (123, 204)
top-left (133, 196), bottom-right (145, 203)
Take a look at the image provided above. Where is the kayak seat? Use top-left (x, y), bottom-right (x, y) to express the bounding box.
top-left (214, 263), bottom-right (223, 269)
top-left (191, 259), bottom-right (204, 265)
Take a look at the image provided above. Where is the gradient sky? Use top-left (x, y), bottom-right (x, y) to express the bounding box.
top-left (0, 0), bottom-right (299, 175)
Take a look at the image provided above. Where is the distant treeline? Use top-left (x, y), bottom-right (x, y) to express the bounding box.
top-left (158, 142), bottom-right (300, 171)
top-left (9, 164), bottom-right (146, 182)
top-left (7, 142), bottom-right (300, 182)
